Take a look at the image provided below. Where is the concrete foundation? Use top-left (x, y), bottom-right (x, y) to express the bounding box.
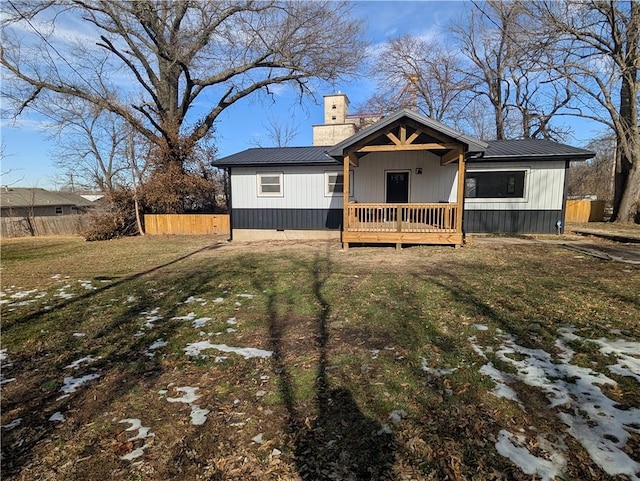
top-left (232, 229), bottom-right (341, 242)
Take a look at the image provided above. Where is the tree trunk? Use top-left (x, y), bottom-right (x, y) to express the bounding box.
top-left (614, 146), bottom-right (640, 223)
top-left (611, 71), bottom-right (639, 223)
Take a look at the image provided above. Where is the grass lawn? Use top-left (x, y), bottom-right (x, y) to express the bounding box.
top-left (1, 235), bottom-right (639, 480)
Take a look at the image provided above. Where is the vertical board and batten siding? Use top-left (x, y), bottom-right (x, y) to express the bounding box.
top-left (144, 214), bottom-right (230, 235)
top-left (231, 166), bottom-right (344, 230)
top-left (464, 160), bottom-right (566, 234)
top-left (230, 155), bottom-right (459, 231)
top-left (354, 151), bottom-right (458, 203)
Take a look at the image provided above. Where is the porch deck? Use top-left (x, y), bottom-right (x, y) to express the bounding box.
top-left (342, 203), bottom-right (463, 246)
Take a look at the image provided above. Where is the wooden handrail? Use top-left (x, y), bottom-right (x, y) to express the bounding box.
top-left (346, 203), bottom-right (458, 233)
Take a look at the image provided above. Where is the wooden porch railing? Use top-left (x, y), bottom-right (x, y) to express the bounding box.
top-left (346, 203), bottom-right (458, 233)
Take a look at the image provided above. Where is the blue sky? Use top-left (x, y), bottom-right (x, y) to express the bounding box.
top-left (1, 1), bottom-right (604, 189)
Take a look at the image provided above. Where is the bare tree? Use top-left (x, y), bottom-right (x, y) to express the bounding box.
top-left (251, 113), bottom-right (299, 147)
top-left (525, 1), bottom-right (639, 223)
top-left (362, 35), bottom-right (473, 128)
top-left (46, 99), bottom-right (133, 192)
top-left (568, 134), bottom-right (615, 203)
top-left (1, 0), bottom-right (365, 211)
top-left (452, 1), bottom-right (573, 140)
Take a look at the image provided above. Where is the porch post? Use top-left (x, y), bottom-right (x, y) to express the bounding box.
top-left (342, 152), bottom-right (350, 250)
top-left (456, 151), bottom-right (465, 246)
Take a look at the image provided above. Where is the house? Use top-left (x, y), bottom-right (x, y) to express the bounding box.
top-left (214, 94), bottom-right (594, 248)
top-left (0, 187), bottom-right (96, 218)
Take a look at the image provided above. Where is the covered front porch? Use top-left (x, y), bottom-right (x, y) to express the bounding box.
top-left (327, 109), bottom-right (486, 249)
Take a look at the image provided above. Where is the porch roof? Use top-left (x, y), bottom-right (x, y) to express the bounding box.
top-left (327, 109), bottom-right (488, 159)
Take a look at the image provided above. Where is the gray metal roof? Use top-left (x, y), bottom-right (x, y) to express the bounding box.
top-left (327, 108), bottom-right (488, 158)
top-left (214, 146), bottom-right (339, 167)
top-left (480, 139), bottom-right (594, 161)
top-left (213, 133), bottom-right (594, 168)
top-left (0, 188), bottom-right (96, 209)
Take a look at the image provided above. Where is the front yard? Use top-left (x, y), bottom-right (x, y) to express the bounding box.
top-left (1, 236), bottom-right (639, 480)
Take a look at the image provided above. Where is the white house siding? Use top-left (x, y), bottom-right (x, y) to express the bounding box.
top-left (353, 151), bottom-right (458, 203)
top-left (230, 165), bottom-right (344, 232)
top-left (230, 166), bottom-right (344, 210)
top-left (464, 160), bottom-right (567, 234)
top-left (465, 160), bottom-right (565, 211)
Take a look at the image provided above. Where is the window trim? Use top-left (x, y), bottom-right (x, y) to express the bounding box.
top-left (325, 170), bottom-right (354, 197)
top-left (465, 168), bottom-right (529, 203)
top-left (257, 172), bottom-right (284, 197)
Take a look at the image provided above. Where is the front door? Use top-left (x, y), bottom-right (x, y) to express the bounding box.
top-left (386, 171), bottom-right (409, 203)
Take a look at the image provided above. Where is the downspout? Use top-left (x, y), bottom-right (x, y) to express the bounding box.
top-left (560, 160), bottom-right (570, 235)
top-left (461, 155), bottom-right (467, 244)
top-left (226, 167), bottom-right (233, 241)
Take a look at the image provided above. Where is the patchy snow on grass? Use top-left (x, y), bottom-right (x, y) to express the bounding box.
top-left (478, 326), bottom-right (640, 480)
top-left (1, 349), bottom-right (16, 385)
top-left (468, 336), bottom-right (487, 359)
top-left (496, 430), bottom-right (566, 481)
top-left (56, 285), bottom-right (75, 300)
top-left (172, 312), bottom-right (196, 321)
top-left (166, 387), bottom-right (210, 426)
top-left (184, 341), bottom-right (273, 359)
top-left (1, 418), bottom-right (22, 430)
top-left (49, 412), bottom-right (66, 423)
top-left (190, 405), bottom-right (210, 426)
top-left (421, 358), bottom-right (458, 377)
top-left (213, 297), bottom-right (224, 303)
top-left (72, 332), bottom-right (86, 338)
top-left (183, 296), bottom-right (206, 304)
top-left (192, 317), bottom-right (212, 329)
top-left (65, 355), bottom-right (97, 370)
top-left (226, 317), bottom-right (237, 325)
top-left (9, 288), bottom-right (39, 300)
top-left (78, 280), bottom-right (96, 290)
top-left (389, 410), bottom-right (407, 424)
top-left (119, 418), bottom-right (155, 460)
top-left (592, 337), bottom-right (640, 383)
top-left (146, 339), bottom-right (168, 357)
top-left (139, 307), bottom-right (164, 329)
top-left (479, 362), bottom-right (521, 406)
top-left (166, 386), bottom-right (200, 404)
top-left (60, 373), bottom-right (101, 394)
top-left (237, 293), bottom-right (255, 299)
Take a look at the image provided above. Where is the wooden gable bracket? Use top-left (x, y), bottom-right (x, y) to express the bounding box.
top-left (440, 148), bottom-right (463, 165)
top-left (358, 142), bottom-right (459, 153)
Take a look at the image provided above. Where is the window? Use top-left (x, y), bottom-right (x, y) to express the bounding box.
top-left (257, 173), bottom-right (283, 197)
top-left (325, 171), bottom-right (354, 196)
top-left (55, 206), bottom-right (63, 215)
top-left (465, 170), bottom-right (526, 199)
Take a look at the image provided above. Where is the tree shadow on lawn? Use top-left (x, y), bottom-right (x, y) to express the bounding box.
top-left (1, 243), bottom-right (227, 478)
top-left (245, 250), bottom-right (396, 480)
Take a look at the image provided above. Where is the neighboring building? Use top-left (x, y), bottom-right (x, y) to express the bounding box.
top-left (312, 93), bottom-right (381, 146)
top-left (214, 96), bottom-right (594, 248)
top-left (0, 187), bottom-right (95, 218)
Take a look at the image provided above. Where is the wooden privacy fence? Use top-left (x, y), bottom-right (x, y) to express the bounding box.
top-left (1, 215), bottom-right (91, 237)
top-left (565, 200), bottom-right (605, 223)
top-left (144, 214), bottom-right (230, 235)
